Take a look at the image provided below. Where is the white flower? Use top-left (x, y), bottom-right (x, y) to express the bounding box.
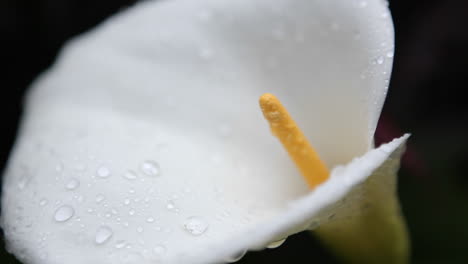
top-left (1, 0), bottom-right (408, 263)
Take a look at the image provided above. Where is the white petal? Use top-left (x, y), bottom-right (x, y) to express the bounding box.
top-left (173, 134), bottom-right (410, 264)
top-left (27, 0), bottom-right (393, 166)
top-left (2, 0), bottom-right (395, 263)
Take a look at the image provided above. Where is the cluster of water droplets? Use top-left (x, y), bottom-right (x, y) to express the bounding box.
top-left (41, 156), bottom-right (166, 245)
top-left (27, 148), bottom-right (264, 264)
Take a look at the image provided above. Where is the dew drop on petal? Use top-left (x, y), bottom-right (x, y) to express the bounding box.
top-left (183, 216), bottom-right (208, 236)
top-left (140, 161), bottom-right (161, 177)
top-left (115, 240), bottom-right (127, 249)
top-left (65, 178), bottom-right (80, 190)
top-left (18, 175), bottom-right (30, 190)
top-left (266, 238), bottom-right (286, 249)
top-left (166, 201), bottom-right (176, 211)
top-left (376, 56), bottom-right (385, 65)
top-left (123, 170), bottom-right (138, 180)
top-left (95, 194), bottom-right (105, 203)
top-left (96, 166), bottom-right (111, 178)
top-left (39, 199), bottom-right (48, 206)
top-left (95, 226), bottom-right (113, 245)
top-left (129, 209), bottom-right (136, 216)
top-left (54, 205), bottom-right (74, 222)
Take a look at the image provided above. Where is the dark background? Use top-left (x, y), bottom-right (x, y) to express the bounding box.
top-left (1, 0), bottom-right (467, 263)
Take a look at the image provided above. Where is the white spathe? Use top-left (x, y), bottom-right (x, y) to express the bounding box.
top-left (1, 0), bottom-right (401, 263)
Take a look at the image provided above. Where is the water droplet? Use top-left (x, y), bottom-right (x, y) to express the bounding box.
top-left (137, 226), bottom-right (144, 233)
top-left (95, 194), bottom-right (105, 203)
top-left (146, 217), bottom-right (155, 223)
top-left (375, 56), bottom-right (385, 65)
top-left (129, 209), bottom-right (136, 216)
top-left (123, 170), bottom-right (138, 180)
top-left (267, 238), bottom-right (286, 249)
top-left (18, 175), bottom-right (31, 190)
top-left (225, 250), bottom-right (247, 263)
top-left (75, 195), bottom-right (84, 203)
top-left (386, 51), bottom-right (394, 58)
top-left (96, 166), bottom-right (111, 178)
top-left (140, 161), bottom-right (160, 177)
top-left (183, 216), bottom-right (208, 236)
top-left (166, 201), bottom-right (177, 212)
top-left (115, 240), bottom-right (127, 249)
top-left (39, 199), bottom-right (48, 206)
top-left (54, 205), bottom-right (74, 222)
top-left (65, 178), bottom-right (80, 190)
top-left (124, 198), bottom-right (131, 205)
top-left (95, 226), bottom-right (113, 245)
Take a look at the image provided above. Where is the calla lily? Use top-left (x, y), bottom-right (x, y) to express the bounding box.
top-left (1, 0), bottom-right (409, 263)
